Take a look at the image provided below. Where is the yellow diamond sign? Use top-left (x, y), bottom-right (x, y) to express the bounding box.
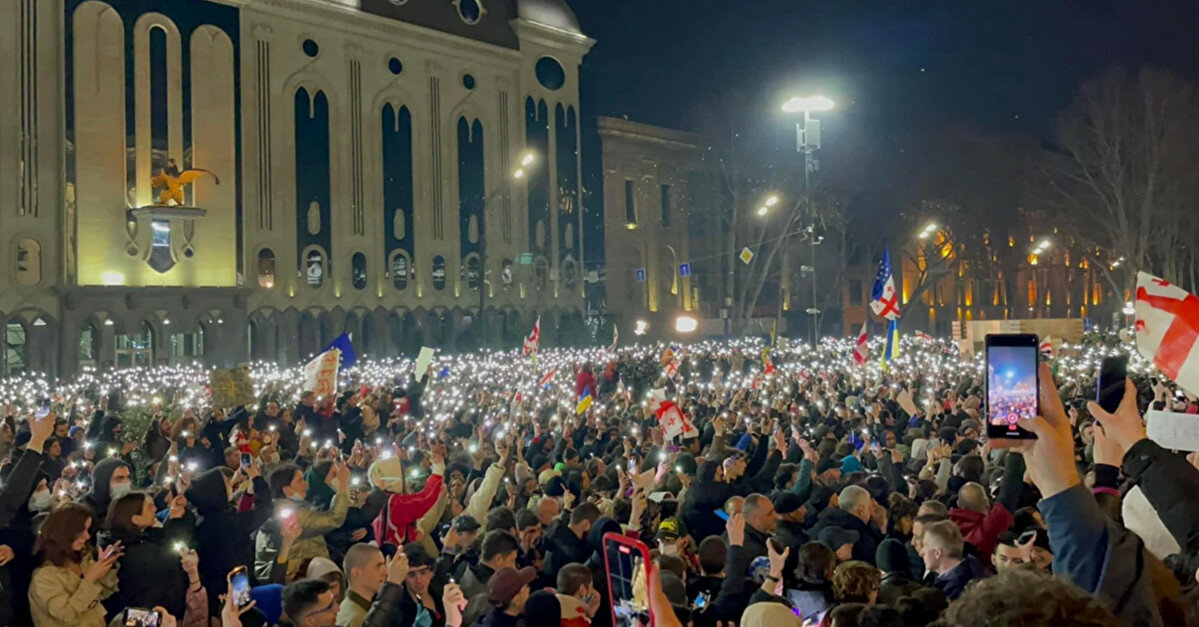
top-left (739, 247), bottom-right (754, 265)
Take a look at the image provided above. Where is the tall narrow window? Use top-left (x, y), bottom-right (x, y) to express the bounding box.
top-left (15, 238), bottom-right (41, 286)
top-left (306, 249), bottom-right (325, 288)
top-left (624, 180), bottom-right (636, 225)
top-left (660, 184), bottom-right (672, 227)
top-left (5, 321), bottom-right (26, 375)
top-left (352, 253), bottom-right (367, 290)
top-left (257, 249), bottom-right (276, 288)
top-left (391, 253), bottom-right (409, 290)
top-left (432, 256), bottom-right (446, 290)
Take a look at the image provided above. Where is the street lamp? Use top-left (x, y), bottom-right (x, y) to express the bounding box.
top-left (782, 95), bottom-right (835, 346)
top-left (918, 223), bottom-right (938, 239)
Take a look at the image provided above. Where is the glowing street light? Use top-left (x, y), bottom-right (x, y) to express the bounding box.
top-left (633, 319), bottom-right (649, 335)
top-left (918, 223), bottom-right (939, 240)
top-left (520, 151), bottom-right (536, 167)
top-left (675, 316), bottom-right (698, 333)
top-left (756, 206), bottom-right (768, 217)
top-left (764, 194), bottom-right (780, 207)
top-left (782, 95), bottom-right (835, 113)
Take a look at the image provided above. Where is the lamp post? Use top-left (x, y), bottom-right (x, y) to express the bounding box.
top-left (477, 150), bottom-right (537, 339)
top-left (782, 95), bottom-right (834, 346)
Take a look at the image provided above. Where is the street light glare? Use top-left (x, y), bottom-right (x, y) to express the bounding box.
top-left (765, 195), bottom-right (780, 207)
top-left (782, 95), bottom-right (835, 113)
top-left (1037, 239), bottom-right (1052, 250)
top-left (520, 152), bottom-right (536, 166)
top-left (756, 206), bottom-right (768, 217)
top-left (513, 168), bottom-right (525, 179)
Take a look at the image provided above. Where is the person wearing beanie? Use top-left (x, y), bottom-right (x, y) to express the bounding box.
top-left (876, 539), bottom-right (925, 604)
top-left (771, 493), bottom-right (808, 548)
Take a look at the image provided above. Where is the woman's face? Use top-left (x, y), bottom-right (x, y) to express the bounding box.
top-left (48, 439), bottom-right (61, 458)
top-left (131, 496), bottom-right (157, 529)
top-left (160, 418), bottom-right (173, 435)
top-left (72, 517), bottom-right (92, 551)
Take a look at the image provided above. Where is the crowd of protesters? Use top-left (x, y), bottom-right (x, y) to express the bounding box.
top-left (0, 335), bottom-right (1198, 627)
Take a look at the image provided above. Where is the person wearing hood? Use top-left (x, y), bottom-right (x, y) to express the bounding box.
top-left (875, 538), bottom-right (926, 605)
top-left (255, 460), bottom-right (350, 581)
top-left (90, 415), bottom-right (136, 463)
top-left (786, 542), bottom-right (836, 625)
top-left (99, 490), bottom-right (197, 619)
top-left (0, 409), bottom-right (54, 626)
top-left (187, 463), bottom-right (272, 613)
top-left (80, 457), bottom-right (132, 521)
top-left (681, 460), bottom-right (734, 542)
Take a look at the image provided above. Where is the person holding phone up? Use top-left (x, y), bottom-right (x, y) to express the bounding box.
top-left (28, 502), bottom-right (124, 626)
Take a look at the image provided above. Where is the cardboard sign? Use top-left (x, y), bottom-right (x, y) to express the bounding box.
top-left (302, 349), bottom-right (340, 398)
top-left (1146, 409), bottom-right (1199, 451)
top-left (897, 388), bottom-right (920, 417)
top-left (209, 366), bottom-right (255, 408)
top-left (415, 346), bottom-right (435, 381)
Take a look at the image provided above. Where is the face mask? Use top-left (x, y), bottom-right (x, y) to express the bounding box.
top-left (110, 481), bottom-right (132, 499)
top-left (29, 489), bottom-right (52, 511)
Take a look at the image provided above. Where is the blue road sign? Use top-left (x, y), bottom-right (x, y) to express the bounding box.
top-left (635, 268), bottom-right (646, 283)
top-left (678, 262), bottom-right (691, 277)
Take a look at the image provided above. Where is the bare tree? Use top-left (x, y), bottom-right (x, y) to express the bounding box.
top-left (1038, 67), bottom-right (1199, 294)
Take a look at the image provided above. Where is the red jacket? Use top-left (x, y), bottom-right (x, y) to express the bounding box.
top-left (949, 503), bottom-right (1013, 559)
top-left (372, 472), bottom-right (444, 546)
top-left (575, 370), bottom-right (598, 398)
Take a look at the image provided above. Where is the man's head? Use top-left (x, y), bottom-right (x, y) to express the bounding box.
top-left (697, 536), bottom-right (727, 576)
top-left (404, 543), bottom-right (437, 597)
top-left (481, 530), bottom-right (521, 571)
top-left (486, 506), bottom-right (518, 535)
top-left (771, 492), bottom-right (806, 524)
top-left (940, 568), bottom-right (1118, 626)
top-left (535, 496), bottom-right (560, 527)
top-left (910, 513), bottom-right (948, 555)
top-left (957, 482), bottom-right (989, 514)
top-left (343, 543), bottom-right (386, 597)
top-left (568, 502), bottom-right (601, 538)
top-left (920, 520), bottom-right (964, 575)
top-left (743, 493), bottom-right (778, 535)
top-left (795, 542), bottom-right (838, 585)
top-left (266, 400), bottom-right (280, 416)
top-left (283, 579), bottom-right (339, 627)
top-left (515, 509), bottom-right (542, 551)
top-left (991, 532), bottom-right (1026, 573)
top-left (818, 526), bottom-right (860, 562)
top-left (452, 515), bottom-right (483, 549)
top-left (488, 566), bottom-right (537, 614)
top-left (270, 464), bottom-right (307, 500)
top-left (225, 447), bottom-right (240, 470)
top-left (723, 495), bottom-right (744, 517)
top-left (557, 563), bottom-right (596, 600)
top-left (838, 485), bottom-right (874, 524)
top-left (916, 500), bottom-right (948, 518)
top-left (300, 391), bottom-right (316, 408)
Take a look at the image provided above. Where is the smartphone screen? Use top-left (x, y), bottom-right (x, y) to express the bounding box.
top-left (123, 607), bottom-right (161, 627)
top-left (985, 334), bottom-right (1039, 439)
top-left (230, 566), bottom-right (251, 607)
top-left (603, 534), bottom-right (654, 627)
top-left (1096, 355), bottom-right (1129, 415)
top-left (240, 452), bottom-right (252, 468)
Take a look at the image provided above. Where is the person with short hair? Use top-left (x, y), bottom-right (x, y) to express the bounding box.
top-left (283, 578), bottom-right (340, 627)
top-left (556, 563), bottom-right (600, 627)
top-left (543, 503), bottom-right (600, 577)
top-left (919, 520), bottom-right (988, 600)
top-left (338, 543), bottom-right (388, 627)
top-left (991, 531), bottom-right (1027, 573)
top-left (831, 560), bottom-right (880, 605)
top-left (940, 568), bottom-right (1120, 626)
top-left (810, 485), bottom-right (883, 564)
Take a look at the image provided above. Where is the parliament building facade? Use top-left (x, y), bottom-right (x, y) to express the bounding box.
top-left (0, 0), bottom-right (594, 376)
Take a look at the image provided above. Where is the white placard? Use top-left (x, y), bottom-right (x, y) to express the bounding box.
top-left (415, 347), bottom-right (435, 381)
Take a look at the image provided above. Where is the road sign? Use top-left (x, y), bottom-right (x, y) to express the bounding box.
top-left (635, 268), bottom-right (646, 283)
top-left (518, 253), bottom-right (534, 265)
top-left (678, 262), bottom-right (691, 277)
top-left (739, 247), bottom-right (754, 265)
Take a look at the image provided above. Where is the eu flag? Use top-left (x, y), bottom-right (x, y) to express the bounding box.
top-left (322, 333), bottom-right (357, 370)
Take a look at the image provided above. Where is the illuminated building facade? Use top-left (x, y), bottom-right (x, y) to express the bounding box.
top-left (0, 0), bottom-right (593, 376)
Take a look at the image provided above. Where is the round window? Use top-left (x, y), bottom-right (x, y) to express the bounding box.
top-left (535, 57), bottom-right (565, 91)
top-left (388, 57), bottom-right (403, 75)
top-left (462, 74), bottom-right (476, 90)
top-left (456, 0), bottom-right (483, 24)
top-left (302, 39), bottom-right (319, 58)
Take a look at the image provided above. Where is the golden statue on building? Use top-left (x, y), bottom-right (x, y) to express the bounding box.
top-left (151, 158), bottom-right (219, 206)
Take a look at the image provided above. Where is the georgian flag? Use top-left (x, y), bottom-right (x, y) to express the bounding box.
top-left (609, 325), bottom-right (619, 352)
top-left (649, 388), bottom-right (696, 440)
top-left (854, 322), bottom-right (869, 365)
top-left (870, 248), bottom-right (902, 320)
top-left (538, 369), bottom-right (557, 388)
top-left (523, 316), bottom-right (541, 356)
top-left (1135, 272), bottom-right (1199, 396)
top-left (1039, 337), bottom-right (1055, 359)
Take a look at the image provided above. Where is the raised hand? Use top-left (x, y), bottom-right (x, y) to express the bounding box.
top-left (1086, 378), bottom-right (1147, 454)
top-left (726, 512), bottom-right (745, 547)
top-left (386, 550), bottom-right (410, 584)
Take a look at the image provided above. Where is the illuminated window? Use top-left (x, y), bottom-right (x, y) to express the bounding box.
top-left (257, 249), bottom-right (276, 288)
top-left (79, 323), bottom-right (98, 367)
top-left (4, 321), bottom-right (26, 375)
top-left (352, 252), bottom-right (367, 290)
top-left (432, 255), bottom-right (446, 290)
top-left (391, 253), bottom-right (409, 291)
top-left (306, 249), bottom-right (326, 288)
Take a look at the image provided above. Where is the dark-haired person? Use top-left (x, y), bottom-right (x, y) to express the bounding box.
top-left (256, 461), bottom-right (350, 580)
top-left (543, 502), bottom-right (601, 577)
top-left (99, 490), bottom-right (197, 619)
top-left (475, 566), bottom-right (536, 627)
top-left (187, 462), bottom-right (272, 613)
top-left (283, 578), bottom-right (341, 627)
top-left (28, 502), bottom-right (122, 626)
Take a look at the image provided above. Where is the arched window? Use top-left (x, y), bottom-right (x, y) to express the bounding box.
top-left (257, 248), bottom-right (276, 288)
top-left (501, 259), bottom-right (514, 290)
top-left (115, 322), bottom-right (154, 368)
top-left (533, 257), bottom-right (549, 290)
top-left (352, 252), bottom-right (367, 290)
top-left (79, 322), bottom-right (99, 367)
top-left (16, 238), bottom-right (41, 286)
top-left (562, 258), bottom-right (579, 290)
top-left (391, 252), bottom-right (410, 291)
top-left (432, 256), bottom-right (447, 291)
top-left (305, 248), bottom-right (326, 288)
top-left (463, 253), bottom-right (481, 291)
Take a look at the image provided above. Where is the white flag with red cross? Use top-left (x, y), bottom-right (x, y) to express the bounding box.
top-left (1135, 272), bottom-right (1199, 396)
top-left (523, 316), bottom-right (540, 356)
top-left (649, 388), bottom-right (697, 440)
top-left (854, 323), bottom-right (869, 365)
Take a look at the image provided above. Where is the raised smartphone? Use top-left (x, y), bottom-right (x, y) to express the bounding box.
top-left (1096, 355), bottom-right (1129, 415)
top-left (985, 334), bottom-right (1039, 439)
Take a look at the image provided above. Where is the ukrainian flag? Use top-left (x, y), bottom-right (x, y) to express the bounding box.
top-left (880, 319), bottom-right (901, 370)
top-left (576, 390), bottom-right (593, 415)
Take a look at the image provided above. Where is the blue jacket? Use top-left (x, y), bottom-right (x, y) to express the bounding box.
top-left (932, 554), bottom-right (988, 600)
top-left (1040, 484), bottom-right (1162, 626)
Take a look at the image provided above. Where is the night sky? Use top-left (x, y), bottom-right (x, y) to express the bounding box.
top-left (570, 0), bottom-right (1199, 140)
